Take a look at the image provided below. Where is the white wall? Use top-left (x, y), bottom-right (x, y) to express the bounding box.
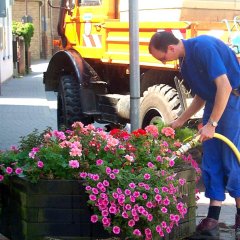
top-left (0, 0), bottom-right (13, 84)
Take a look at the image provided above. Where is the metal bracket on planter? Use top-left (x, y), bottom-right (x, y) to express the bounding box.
top-left (174, 76), bottom-right (190, 112)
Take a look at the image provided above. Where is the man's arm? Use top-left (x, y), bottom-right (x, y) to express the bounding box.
top-left (171, 94), bottom-right (205, 129)
top-left (199, 74), bottom-right (232, 141)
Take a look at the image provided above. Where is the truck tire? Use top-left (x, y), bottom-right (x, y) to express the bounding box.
top-left (57, 75), bottom-right (93, 129)
top-left (140, 84), bottom-right (181, 128)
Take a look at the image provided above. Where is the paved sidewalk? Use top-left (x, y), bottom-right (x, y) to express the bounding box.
top-left (0, 59), bottom-right (237, 239)
top-left (0, 60), bottom-right (57, 150)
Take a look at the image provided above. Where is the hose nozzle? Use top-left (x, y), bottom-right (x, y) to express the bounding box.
top-left (175, 135), bottom-right (200, 156)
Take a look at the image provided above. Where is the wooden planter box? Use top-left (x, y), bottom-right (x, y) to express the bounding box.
top-left (0, 166), bottom-right (196, 240)
top-left (0, 178), bottom-right (109, 240)
top-left (163, 166), bottom-right (196, 240)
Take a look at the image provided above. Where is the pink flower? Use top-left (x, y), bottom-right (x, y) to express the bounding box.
top-left (109, 173), bottom-right (115, 179)
top-left (169, 159), bottom-right (175, 167)
top-left (102, 217), bottom-right (110, 226)
top-left (175, 214), bottom-right (180, 222)
top-left (68, 160), bottom-right (79, 168)
top-left (106, 167), bottom-right (111, 174)
top-left (92, 174), bottom-right (99, 181)
top-left (90, 214), bottom-right (98, 223)
top-left (163, 197), bottom-right (170, 206)
top-left (109, 206), bottom-right (117, 214)
top-left (155, 194), bottom-right (162, 202)
top-left (37, 160), bottom-right (44, 168)
top-left (15, 167), bottom-right (23, 175)
top-left (142, 193), bottom-right (148, 200)
top-left (129, 183), bottom-right (136, 189)
top-left (112, 192), bottom-right (118, 199)
top-left (96, 159), bottom-right (103, 165)
top-left (156, 155), bottom-right (162, 162)
top-left (80, 172), bottom-right (87, 178)
top-left (161, 207), bottom-right (168, 213)
top-left (161, 187), bottom-right (169, 193)
top-left (146, 201), bottom-right (153, 208)
top-left (29, 147), bottom-right (39, 159)
top-left (69, 147), bottom-right (82, 157)
top-left (125, 189), bottom-right (131, 195)
top-left (125, 154), bottom-right (134, 162)
top-left (122, 211), bottom-right (129, 219)
top-left (147, 214), bottom-right (153, 221)
top-left (103, 180), bottom-right (109, 187)
top-left (145, 125), bottom-right (159, 137)
top-left (133, 191), bottom-right (140, 198)
top-left (174, 141), bottom-right (182, 147)
top-left (128, 219), bottom-right (135, 227)
top-left (161, 221), bottom-right (167, 228)
top-left (133, 229), bottom-right (142, 236)
top-left (10, 145), bottom-right (18, 151)
top-left (89, 194), bottom-right (97, 201)
top-left (179, 178), bottom-right (186, 186)
top-left (85, 186), bottom-right (91, 191)
top-left (161, 127), bottom-right (175, 139)
top-left (144, 173), bottom-right (151, 180)
top-left (92, 188), bottom-right (99, 195)
top-left (156, 225), bottom-right (162, 233)
top-left (0, 175), bottom-right (4, 181)
top-left (113, 226), bottom-right (120, 235)
top-left (166, 227), bottom-right (171, 233)
top-left (130, 196), bottom-right (136, 203)
top-left (44, 133), bottom-right (51, 141)
top-left (147, 162), bottom-right (154, 168)
top-left (133, 215), bottom-right (139, 222)
top-left (145, 228), bottom-right (152, 235)
top-left (112, 169), bottom-right (119, 174)
top-left (125, 204), bottom-right (132, 210)
top-left (170, 214), bottom-right (175, 221)
top-left (102, 210), bottom-right (109, 217)
top-left (154, 187), bottom-right (159, 194)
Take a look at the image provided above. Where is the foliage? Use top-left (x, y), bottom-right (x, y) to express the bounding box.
top-left (0, 122), bottom-right (201, 239)
top-left (12, 21), bottom-right (34, 48)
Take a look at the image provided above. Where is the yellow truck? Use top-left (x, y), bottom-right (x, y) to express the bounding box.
top-left (44, 0), bottom-right (240, 129)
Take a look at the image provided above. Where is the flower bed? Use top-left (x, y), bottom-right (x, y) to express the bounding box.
top-left (0, 122), bottom-right (201, 240)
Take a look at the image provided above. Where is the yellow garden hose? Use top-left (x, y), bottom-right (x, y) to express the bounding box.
top-left (213, 133), bottom-right (240, 163)
top-left (174, 133), bottom-right (240, 164)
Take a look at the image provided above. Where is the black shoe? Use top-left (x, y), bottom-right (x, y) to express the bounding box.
top-left (189, 218), bottom-right (219, 240)
top-left (235, 214), bottom-right (240, 240)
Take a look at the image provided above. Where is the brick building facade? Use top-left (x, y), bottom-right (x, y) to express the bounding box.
top-left (12, 0), bottom-right (42, 60)
top-left (12, 0), bottom-right (59, 60)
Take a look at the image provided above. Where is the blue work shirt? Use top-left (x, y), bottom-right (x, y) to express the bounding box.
top-left (180, 35), bottom-right (240, 127)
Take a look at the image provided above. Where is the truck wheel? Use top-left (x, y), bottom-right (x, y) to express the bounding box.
top-left (57, 75), bottom-right (93, 129)
top-left (140, 84), bottom-right (181, 128)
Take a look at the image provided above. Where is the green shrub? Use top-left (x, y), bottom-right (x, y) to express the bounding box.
top-left (12, 21), bottom-right (34, 48)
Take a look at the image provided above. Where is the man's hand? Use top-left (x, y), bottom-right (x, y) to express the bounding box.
top-left (198, 123), bottom-right (216, 142)
top-left (169, 117), bottom-right (185, 129)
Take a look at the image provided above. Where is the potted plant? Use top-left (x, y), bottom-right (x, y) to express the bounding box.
top-left (0, 122), bottom-right (201, 240)
top-left (12, 21), bottom-right (34, 74)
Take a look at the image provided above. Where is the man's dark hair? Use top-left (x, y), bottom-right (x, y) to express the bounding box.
top-left (149, 31), bottom-right (179, 54)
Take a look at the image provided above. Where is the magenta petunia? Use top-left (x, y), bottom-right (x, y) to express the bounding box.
top-left (6, 167), bottom-right (13, 174)
top-left (15, 167), bottom-right (23, 175)
top-left (113, 226), bottom-right (121, 234)
top-left (96, 159), bottom-right (103, 165)
top-left (90, 214), bottom-right (98, 223)
top-left (68, 160), bottom-right (79, 168)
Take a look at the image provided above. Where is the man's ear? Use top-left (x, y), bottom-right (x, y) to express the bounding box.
top-left (168, 45), bottom-right (175, 52)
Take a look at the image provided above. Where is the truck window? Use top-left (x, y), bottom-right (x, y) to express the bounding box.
top-left (78, 0), bottom-right (102, 6)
